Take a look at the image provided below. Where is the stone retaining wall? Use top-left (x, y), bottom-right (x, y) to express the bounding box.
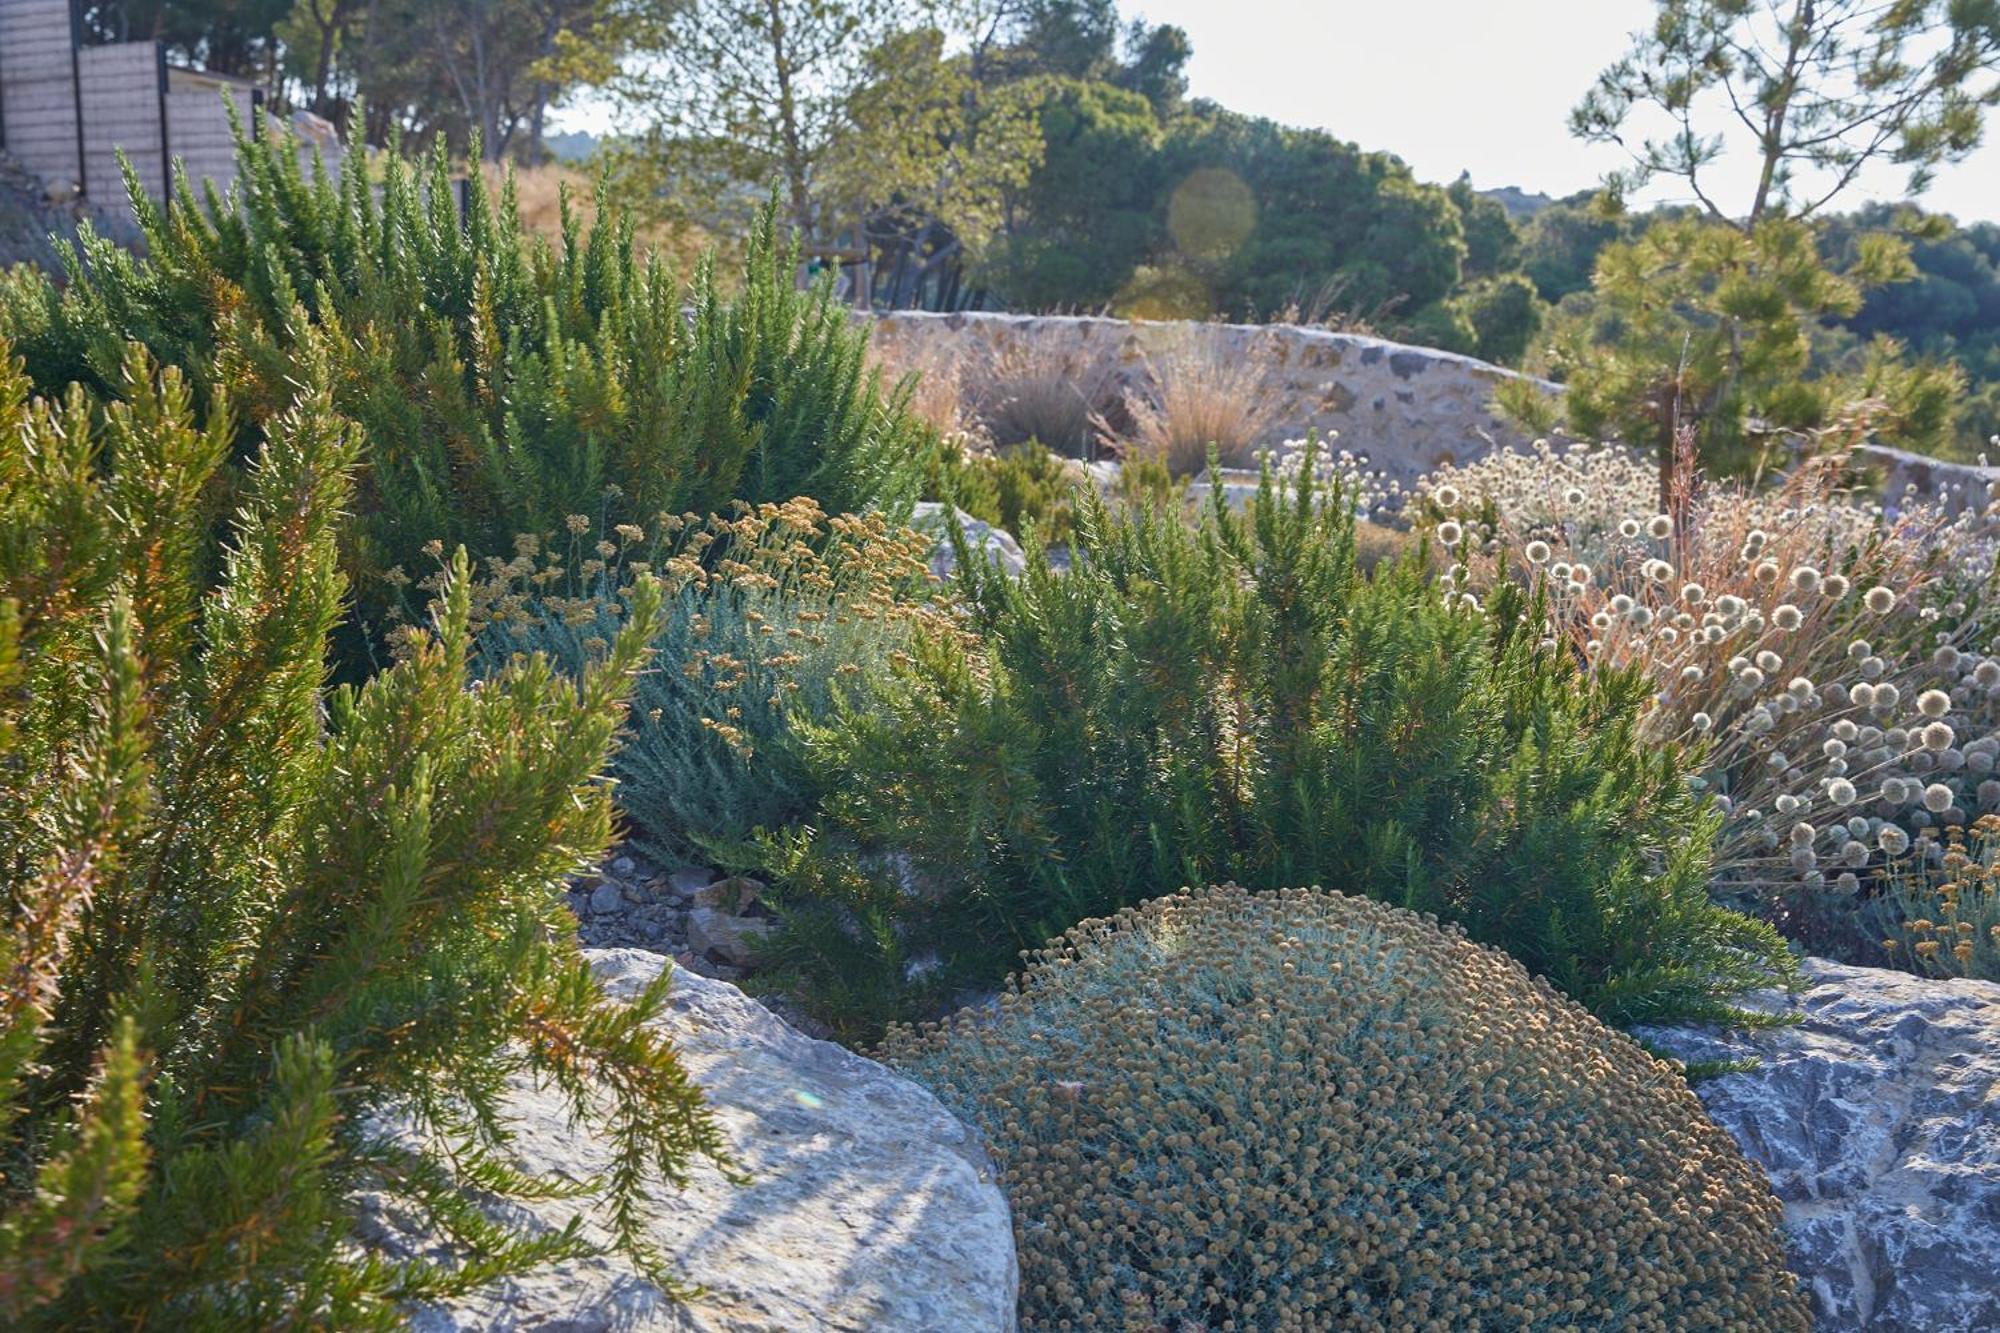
top-left (869, 311), bottom-right (1559, 487)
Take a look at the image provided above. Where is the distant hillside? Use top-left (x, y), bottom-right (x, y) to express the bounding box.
top-left (1479, 184), bottom-right (1557, 219)
top-left (543, 130), bottom-right (600, 163)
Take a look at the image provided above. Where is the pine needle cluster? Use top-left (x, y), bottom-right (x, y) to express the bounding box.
top-left (0, 339), bottom-right (728, 1326)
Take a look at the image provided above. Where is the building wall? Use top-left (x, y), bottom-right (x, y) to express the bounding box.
top-left (0, 0), bottom-right (84, 191)
top-left (0, 4), bottom-right (331, 217)
top-left (79, 42), bottom-right (168, 201)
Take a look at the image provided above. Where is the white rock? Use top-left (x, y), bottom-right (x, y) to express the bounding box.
top-left (1645, 959), bottom-right (2000, 1331)
top-left (908, 502), bottom-right (1027, 580)
top-left (398, 950), bottom-right (1017, 1331)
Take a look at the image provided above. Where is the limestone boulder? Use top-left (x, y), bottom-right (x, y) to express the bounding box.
top-left (909, 502), bottom-right (1027, 580)
top-left (1645, 959), bottom-right (2000, 1331)
top-left (396, 949), bottom-right (1018, 1332)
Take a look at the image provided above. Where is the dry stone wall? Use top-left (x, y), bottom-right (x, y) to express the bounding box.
top-left (869, 310), bottom-right (1559, 487)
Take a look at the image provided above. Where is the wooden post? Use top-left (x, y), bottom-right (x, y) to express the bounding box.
top-left (67, 0), bottom-right (86, 197)
top-left (155, 44), bottom-right (171, 202)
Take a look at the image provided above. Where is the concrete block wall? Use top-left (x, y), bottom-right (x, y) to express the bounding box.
top-left (79, 42), bottom-right (168, 201)
top-left (0, 2), bottom-right (329, 217)
top-left (0, 0), bottom-right (84, 191)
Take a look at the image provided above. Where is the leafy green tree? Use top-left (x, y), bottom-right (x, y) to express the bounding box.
top-left (1517, 193), bottom-right (1643, 302)
top-left (80, 0), bottom-right (289, 77)
top-left (983, 78), bottom-right (1164, 308)
top-left (1453, 271), bottom-right (1546, 366)
top-left (1155, 110), bottom-right (1467, 323)
top-left (965, 0), bottom-right (1188, 112)
top-left (1448, 173), bottom-right (1520, 279)
top-left (347, 0), bottom-right (629, 159)
top-left (1550, 214), bottom-right (1961, 476)
top-left (0, 339), bottom-right (728, 1324)
top-left (616, 0), bottom-right (905, 243)
top-left (823, 25), bottom-right (1046, 263)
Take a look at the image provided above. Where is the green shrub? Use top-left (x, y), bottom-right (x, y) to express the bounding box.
top-left (0, 116), bottom-right (927, 664)
top-left (772, 454), bottom-right (1793, 1033)
top-left (884, 885), bottom-right (1811, 1331)
top-left (1875, 814), bottom-right (2000, 980)
top-left (925, 440), bottom-right (1087, 548)
top-left (466, 500), bottom-right (946, 866)
top-left (0, 341), bottom-right (727, 1325)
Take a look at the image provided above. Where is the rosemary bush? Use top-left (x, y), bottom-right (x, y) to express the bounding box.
top-left (769, 453), bottom-right (1792, 1035)
top-left (0, 341), bottom-right (727, 1326)
top-left (0, 115), bottom-right (927, 663)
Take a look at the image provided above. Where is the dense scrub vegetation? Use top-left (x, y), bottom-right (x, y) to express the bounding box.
top-left (886, 886), bottom-right (1812, 1331)
top-left (7, 8), bottom-right (1999, 1310)
top-left (743, 460), bottom-right (1792, 1037)
top-left (0, 126), bottom-right (930, 668)
top-left (0, 339), bottom-right (727, 1324)
top-left (1419, 439), bottom-right (2000, 980)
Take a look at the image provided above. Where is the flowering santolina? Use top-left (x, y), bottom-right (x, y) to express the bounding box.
top-left (887, 885), bottom-right (1811, 1331)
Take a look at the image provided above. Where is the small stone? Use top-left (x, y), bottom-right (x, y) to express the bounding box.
top-left (667, 866), bottom-right (715, 898)
top-left (611, 855), bottom-right (637, 876)
top-left (686, 906), bottom-right (773, 967)
top-left (587, 880), bottom-right (625, 915)
top-left (692, 876), bottom-right (764, 913)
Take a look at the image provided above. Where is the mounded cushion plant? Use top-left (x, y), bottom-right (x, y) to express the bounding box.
top-left (885, 884), bottom-right (1812, 1332)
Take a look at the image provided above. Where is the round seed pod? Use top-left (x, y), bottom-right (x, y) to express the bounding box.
top-left (886, 886), bottom-right (1811, 1332)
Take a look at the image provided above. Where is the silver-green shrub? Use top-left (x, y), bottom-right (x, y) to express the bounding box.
top-left (886, 884), bottom-right (1810, 1332)
top-left (463, 500), bottom-right (944, 863)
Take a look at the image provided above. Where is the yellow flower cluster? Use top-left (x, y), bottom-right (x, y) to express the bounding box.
top-left (1883, 814), bottom-right (2000, 979)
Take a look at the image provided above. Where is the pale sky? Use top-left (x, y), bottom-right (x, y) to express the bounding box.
top-left (1124, 0), bottom-right (2000, 223)
top-left (555, 0), bottom-right (2000, 224)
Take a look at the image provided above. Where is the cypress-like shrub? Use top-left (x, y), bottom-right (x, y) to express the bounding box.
top-left (0, 113), bottom-right (927, 662)
top-left (885, 885), bottom-right (1813, 1331)
top-left (0, 340), bottom-right (727, 1326)
top-left (770, 453), bottom-right (1793, 1033)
